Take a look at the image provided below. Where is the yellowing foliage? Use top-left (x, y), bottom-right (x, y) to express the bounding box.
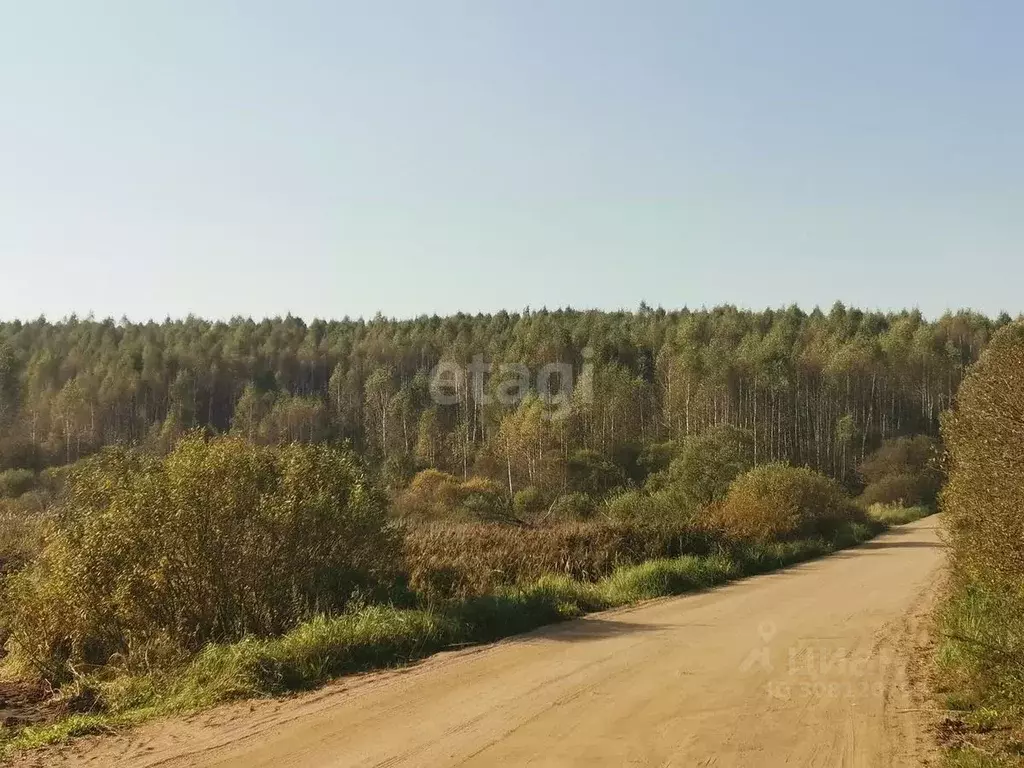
top-left (404, 520), bottom-right (717, 601)
top-left (715, 463), bottom-right (862, 542)
top-left (943, 323), bottom-right (1024, 596)
top-left (2, 434), bottom-right (398, 680)
top-left (393, 469), bottom-right (462, 520)
top-left (857, 435), bottom-right (943, 508)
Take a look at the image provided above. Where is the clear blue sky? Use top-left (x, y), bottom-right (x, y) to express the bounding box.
top-left (2, 1), bottom-right (1021, 321)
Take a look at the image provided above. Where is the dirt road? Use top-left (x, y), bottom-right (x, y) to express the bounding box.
top-left (25, 517), bottom-right (944, 768)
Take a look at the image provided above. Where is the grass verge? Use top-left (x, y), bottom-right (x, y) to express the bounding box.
top-left (866, 502), bottom-right (933, 526)
top-left (0, 520), bottom-right (883, 759)
top-left (934, 585), bottom-right (1024, 766)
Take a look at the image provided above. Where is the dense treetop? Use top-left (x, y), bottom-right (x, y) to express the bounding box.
top-left (0, 304), bottom-right (1007, 494)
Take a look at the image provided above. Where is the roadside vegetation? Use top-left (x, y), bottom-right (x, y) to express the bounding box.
top-left (936, 322), bottom-right (1024, 766)
top-left (0, 424), bottom-right (936, 758)
top-left (865, 502), bottom-right (931, 526)
top-left (1, 525), bottom-right (879, 757)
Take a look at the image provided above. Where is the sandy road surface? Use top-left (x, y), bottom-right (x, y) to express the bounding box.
top-left (21, 517), bottom-right (944, 768)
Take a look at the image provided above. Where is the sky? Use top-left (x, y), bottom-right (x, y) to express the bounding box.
top-left (1, 0), bottom-right (1021, 322)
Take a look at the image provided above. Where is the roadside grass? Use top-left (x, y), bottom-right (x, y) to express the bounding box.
top-left (600, 552), bottom-right (737, 603)
top-left (866, 502), bottom-right (933, 526)
top-left (0, 519), bottom-right (884, 759)
top-left (941, 726), bottom-right (1024, 768)
top-left (944, 749), bottom-right (1023, 768)
top-left (933, 585), bottom-right (1024, 767)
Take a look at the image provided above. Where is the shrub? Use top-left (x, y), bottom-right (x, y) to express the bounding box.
top-left (547, 491), bottom-right (596, 521)
top-left (566, 449), bottom-right (626, 497)
top-left (602, 488), bottom-right (647, 520)
top-left (857, 436), bottom-right (942, 508)
top-left (380, 454), bottom-right (416, 491)
top-left (636, 441), bottom-right (677, 480)
top-left (512, 486), bottom-right (547, 518)
top-left (37, 464), bottom-right (72, 498)
top-left (609, 442), bottom-right (645, 486)
top-left (647, 426), bottom-right (753, 510)
top-left (603, 486), bottom-right (693, 527)
top-left (939, 322), bottom-right (1024, 709)
top-left (715, 463), bottom-right (863, 542)
top-left (395, 472), bottom-right (513, 523)
top-left (0, 469), bottom-right (36, 499)
top-left (393, 469), bottom-right (462, 520)
top-left (457, 476), bottom-right (512, 521)
top-left (2, 434), bottom-right (400, 681)
top-left (0, 499), bottom-right (44, 577)
top-left (858, 473), bottom-right (923, 507)
top-left (943, 323), bottom-right (1024, 595)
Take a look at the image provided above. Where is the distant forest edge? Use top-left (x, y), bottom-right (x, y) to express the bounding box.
top-left (0, 304), bottom-right (1010, 492)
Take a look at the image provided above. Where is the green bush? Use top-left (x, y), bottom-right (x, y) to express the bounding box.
top-left (636, 441), bottom-right (677, 480)
top-left (602, 488), bottom-right (648, 520)
top-left (715, 463), bottom-right (863, 542)
top-left (512, 486), bottom-right (547, 518)
top-left (566, 449), bottom-right (627, 497)
top-left (0, 499), bottom-right (44, 578)
top-left (603, 486), bottom-right (693, 527)
top-left (0, 469), bottom-right (36, 499)
top-left (858, 473), bottom-right (923, 507)
top-left (456, 476), bottom-right (512, 522)
top-left (647, 426), bottom-right (753, 511)
top-left (2, 434), bottom-right (399, 681)
top-left (547, 491), bottom-right (596, 521)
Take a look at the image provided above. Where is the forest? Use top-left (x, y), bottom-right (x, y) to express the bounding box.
top-left (0, 303), bottom-right (1004, 504)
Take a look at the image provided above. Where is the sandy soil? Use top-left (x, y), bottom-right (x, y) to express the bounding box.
top-left (17, 516), bottom-right (945, 768)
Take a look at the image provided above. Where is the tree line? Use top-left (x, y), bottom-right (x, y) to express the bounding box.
top-left (0, 304), bottom-right (1008, 496)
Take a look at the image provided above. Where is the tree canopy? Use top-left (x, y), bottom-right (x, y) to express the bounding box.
top-left (0, 305), bottom-right (1005, 495)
